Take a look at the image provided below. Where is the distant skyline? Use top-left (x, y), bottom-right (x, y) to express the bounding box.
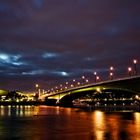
top-left (0, 0), bottom-right (140, 91)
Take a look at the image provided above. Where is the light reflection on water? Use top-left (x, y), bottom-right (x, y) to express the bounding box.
top-left (93, 111), bottom-right (106, 140)
top-left (0, 105), bottom-right (35, 117)
top-left (0, 105), bottom-right (139, 140)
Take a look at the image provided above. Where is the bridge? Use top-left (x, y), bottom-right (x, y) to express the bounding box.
top-left (40, 76), bottom-right (140, 107)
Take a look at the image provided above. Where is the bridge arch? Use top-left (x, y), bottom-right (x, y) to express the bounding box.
top-left (43, 76), bottom-right (140, 106)
top-left (57, 87), bottom-right (139, 106)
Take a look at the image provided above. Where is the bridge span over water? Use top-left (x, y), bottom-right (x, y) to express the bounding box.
top-left (41, 76), bottom-right (140, 106)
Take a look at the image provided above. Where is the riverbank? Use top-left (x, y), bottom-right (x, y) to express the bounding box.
top-left (0, 101), bottom-right (46, 105)
top-left (75, 104), bottom-right (140, 112)
top-left (0, 101), bottom-right (140, 112)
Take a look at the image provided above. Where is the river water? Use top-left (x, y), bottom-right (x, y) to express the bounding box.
top-left (0, 105), bottom-right (139, 140)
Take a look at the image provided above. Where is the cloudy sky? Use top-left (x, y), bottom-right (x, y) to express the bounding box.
top-left (0, 0), bottom-right (140, 91)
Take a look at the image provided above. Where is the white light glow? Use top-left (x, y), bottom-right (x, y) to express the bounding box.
top-left (42, 52), bottom-right (60, 58)
top-left (22, 70), bottom-right (44, 75)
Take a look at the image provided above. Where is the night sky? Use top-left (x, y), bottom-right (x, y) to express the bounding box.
top-left (0, 0), bottom-right (140, 92)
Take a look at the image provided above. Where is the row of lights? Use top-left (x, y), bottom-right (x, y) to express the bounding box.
top-left (105, 59), bottom-right (137, 81)
top-left (37, 75), bottom-right (92, 94)
top-left (93, 66), bottom-right (114, 82)
top-left (56, 59), bottom-right (138, 93)
top-left (128, 59), bottom-right (138, 76)
top-left (51, 76), bottom-right (89, 93)
top-left (36, 59), bottom-right (138, 94)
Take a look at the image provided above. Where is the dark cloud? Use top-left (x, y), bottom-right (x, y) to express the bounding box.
top-left (0, 0), bottom-right (140, 91)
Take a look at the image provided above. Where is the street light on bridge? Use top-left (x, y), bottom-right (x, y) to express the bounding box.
top-left (51, 88), bottom-right (54, 93)
top-left (65, 86), bottom-right (68, 89)
top-left (72, 79), bottom-right (76, 86)
top-left (128, 67), bottom-right (132, 76)
top-left (55, 86), bottom-right (58, 92)
top-left (77, 82), bottom-right (81, 86)
top-left (65, 82), bottom-right (69, 88)
top-left (82, 76), bottom-right (85, 79)
top-left (110, 66), bottom-right (114, 71)
top-left (110, 72), bottom-right (113, 80)
top-left (81, 76), bottom-right (85, 85)
top-left (73, 79), bottom-right (76, 82)
top-left (96, 76), bottom-right (100, 82)
top-left (133, 59), bottom-right (138, 75)
top-left (35, 84), bottom-right (41, 100)
top-left (85, 79), bottom-right (89, 84)
top-left (70, 84), bottom-right (74, 88)
top-left (94, 72), bottom-right (97, 82)
top-left (109, 66), bottom-right (114, 80)
top-left (35, 84), bottom-right (39, 88)
top-left (60, 84), bottom-right (63, 90)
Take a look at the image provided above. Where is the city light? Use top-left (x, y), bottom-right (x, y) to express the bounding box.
top-left (96, 88), bottom-right (101, 92)
top-left (135, 95), bottom-right (139, 100)
top-left (66, 82), bottom-right (68, 85)
top-left (73, 79), bottom-right (76, 82)
top-left (71, 84), bottom-right (74, 87)
top-left (77, 82), bottom-right (80, 85)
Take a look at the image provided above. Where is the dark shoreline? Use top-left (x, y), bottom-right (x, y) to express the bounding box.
top-left (0, 101), bottom-right (46, 106)
top-left (74, 105), bottom-right (140, 112)
top-left (0, 101), bottom-right (139, 112)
